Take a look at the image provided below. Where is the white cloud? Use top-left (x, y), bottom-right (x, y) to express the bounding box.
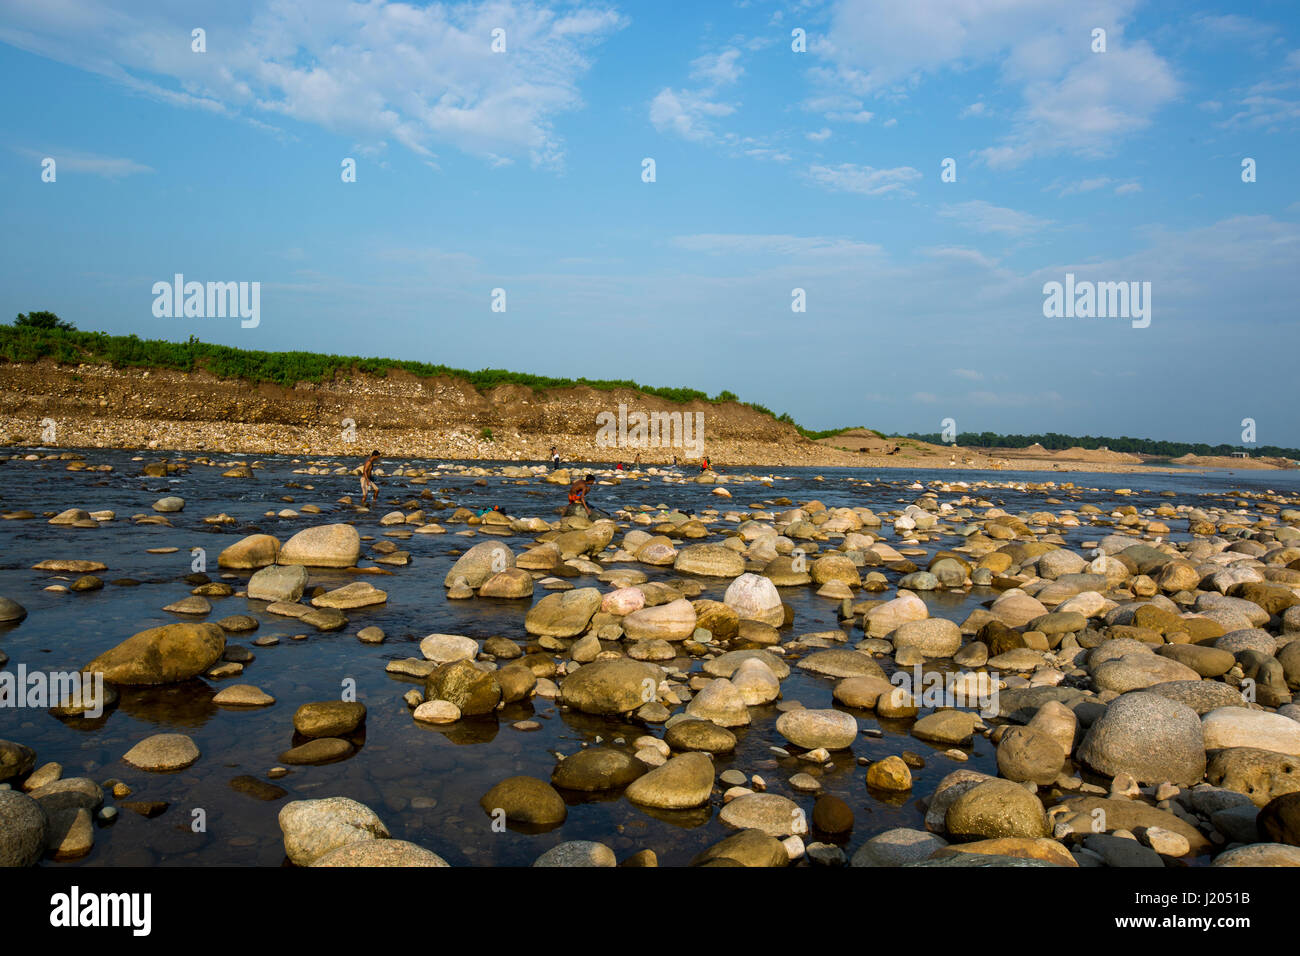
top-left (0, 0), bottom-right (625, 169)
top-left (805, 127), bottom-right (832, 142)
top-left (806, 163), bottom-right (921, 197)
top-left (1114, 181), bottom-right (1141, 195)
top-left (812, 0), bottom-right (1177, 166)
top-left (953, 368), bottom-right (984, 380)
top-left (672, 234), bottom-right (883, 258)
top-left (691, 48), bottom-right (744, 86)
top-left (938, 200), bottom-right (1051, 236)
top-left (650, 87), bottom-right (737, 142)
top-left (961, 101), bottom-right (988, 118)
top-left (15, 147), bottom-right (153, 178)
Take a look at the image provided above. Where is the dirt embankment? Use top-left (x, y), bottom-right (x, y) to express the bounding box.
top-left (3, 360), bottom-right (1280, 472)
top-left (0, 360), bottom-right (866, 466)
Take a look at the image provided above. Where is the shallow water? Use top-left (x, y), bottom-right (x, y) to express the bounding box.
top-left (2, 450), bottom-right (1298, 866)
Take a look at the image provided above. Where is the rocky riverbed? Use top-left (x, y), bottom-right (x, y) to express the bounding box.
top-left (2, 450), bottom-right (1300, 868)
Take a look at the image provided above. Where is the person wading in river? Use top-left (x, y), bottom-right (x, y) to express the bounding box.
top-left (360, 450), bottom-right (381, 506)
top-left (568, 474), bottom-right (595, 517)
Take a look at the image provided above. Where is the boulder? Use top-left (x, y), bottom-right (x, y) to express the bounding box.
top-left (278, 524), bottom-right (361, 568)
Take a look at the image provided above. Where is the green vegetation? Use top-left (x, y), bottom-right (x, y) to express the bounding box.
top-left (14, 311), bottom-right (76, 332)
top-left (0, 322), bottom-right (802, 422)
top-left (480, 426), bottom-right (494, 441)
top-left (796, 424), bottom-right (880, 442)
top-left (903, 430), bottom-right (1300, 461)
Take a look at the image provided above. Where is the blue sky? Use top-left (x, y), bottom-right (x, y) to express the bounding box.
top-left (2, 0), bottom-right (1298, 445)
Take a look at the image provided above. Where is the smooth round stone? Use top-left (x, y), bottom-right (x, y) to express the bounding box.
top-left (357, 626), bottom-right (385, 644)
top-left (419, 633), bottom-right (479, 664)
top-left (866, 755), bottom-right (912, 791)
top-left (851, 827), bottom-right (947, 867)
top-left (720, 769), bottom-right (748, 787)
top-left (212, 684), bottom-right (275, 707)
top-left (719, 793), bottom-right (804, 837)
top-left (278, 738), bottom-right (355, 765)
top-left (1202, 708), bottom-right (1300, 756)
top-left (480, 776), bottom-right (567, 826)
top-left (790, 772), bottom-right (822, 793)
top-left (532, 840), bottom-right (617, 867)
top-left (0, 790), bottom-right (48, 866)
top-left (945, 779), bottom-right (1049, 839)
top-left (310, 840), bottom-right (449, 867)
top-left (163, 596), bottom-right (211, 615)
top-left (279, 797), bottom-right (389, 865)
top-left (813, 794), bottom-right (854, 833)
top-left (550, 748), bottom-right (646, 791)
top-left (293, 701), bottom-right (366, 738)
top-left (0, 740), bottom-right (37, 782)
top-left (685, 678), bottom-right (750, 727)
top-left (1077, 691), bottom-right (1206, 785)
top-left (775, 709), bottom-right (858, 750)
top-left (625, 752), bottom-right (715, 809)
top-left (47, 807), bottom-right (94, 860)
top-left (413, 700), bottom-right (461, 724)
top-left (153, 496), bottom-right (185, 513)
top-left (0, 597), bottom-right (28, 624)
top-left (797, 649), bottom-right (886, 679)
top-left (122, 734), bottom-right (200, 772)
top-left (665, 719), bottom-right (737, 753)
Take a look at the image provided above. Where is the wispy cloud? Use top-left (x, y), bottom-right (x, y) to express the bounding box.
top-left (0, 0), bottom-right (626, 170)
top-left (806, 162), bottom-right (921, 197)
top-left (938, 200), bottom-right (1051, 236)
top-left (14, 147), bottom-right (154, 179)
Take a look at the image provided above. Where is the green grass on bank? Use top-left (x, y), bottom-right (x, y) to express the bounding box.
top-left (0, 321), bottom-right (812, 424)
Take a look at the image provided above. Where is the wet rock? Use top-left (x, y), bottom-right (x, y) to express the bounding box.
top-left (85, 622), bottom-right (225, 685)
top-left (691, 828), bottom-right (788, 867)
top-left (122, 733), bottom-right (201, 772)
top-left (0, 739), bottom-right (36, 782)
top-left (278, 524), bottom-right (361, 568)
top-left (444, 541), bottom-right (515, 588)
top-left (798, 649), bottom-right (885, 679)
top-left (419, 633), bottom-right (479, 664)
top-left (480, 776), bottom-right (567, 826)
top-left (311, 581), bottom-right (387, 609)
top-left (311, 840), bottom-right (449, 867)
top-left (685, 678), bottom-right (750, 727)
top-left (996, 727), bottom-right (1065, 785)
top-left (775, 709), bottom-right (858, 750)
top-left (248, 564), bottom-right (308, 602)
top-left (551, 747), bottom-right (647, 791)
top-left (1077, 692), bottom-right (1206, 786)
top-left (719, 793), bottom-right (803, 837)
top-left (533, 841), bottom-right (617, 867)
top-left (892, 618), bottom-right (962, 658)
top-left (293, 701), bottom-right (366, 738)
top-left (0, 790), bottom-right (48, 866)
top-left (525, 587), bottom-right (602, 638)
top-left (1207, 748), bottom-right (1300, 807)
top-left (46, 807), bottom-right (94, 860)
top-left (621, 598), bottom-right (697, 641)
top-left (664, 719), bottom-right (737, 753)
top-left (723, 573), bottom-right (784, 626)
top-left (1202, 707), bottom-right (1300, 756)
top-left (946, 778), bottom-right (1049, 840)
top-left (212, 683), bottom-right (275, 707)
top-left (279, 797), bottom-right (390, 865)
top-left (218, 534), bottom-right (281, 569)
top-left (866, 755), bottom-right (912, 791)
top-left (424, 660), bottom-right (502, 716)
top-left (674, 543), bottom-right (745, 577)
top-left (478, 568), bottom-right (534, 599)
top-left (279, 738), bottom-right (354, 764)
top-left (626, 752), bottom-right (714, 809)
top-left (851, 828), bottom-right (947, 867)
top-left (559, 658), bottom-right (663, 715)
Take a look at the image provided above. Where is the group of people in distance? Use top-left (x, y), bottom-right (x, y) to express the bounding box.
top-left (356, 445), bottom-right (713, 519)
